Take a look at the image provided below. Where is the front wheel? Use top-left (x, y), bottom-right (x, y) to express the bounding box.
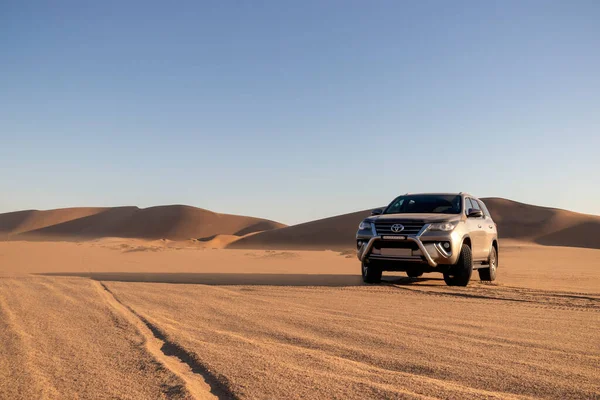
top-left (478, 246), bottom-right (497, 281)
top-left (361, 260), bottom-right (382, 283)
top-left (443, 244), bottom-right (473, 286)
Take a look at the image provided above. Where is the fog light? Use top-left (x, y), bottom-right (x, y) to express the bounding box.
top-left (443, 242), bottom-right (450, 249)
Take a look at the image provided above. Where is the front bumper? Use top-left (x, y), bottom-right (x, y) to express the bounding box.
top-left (357, 228), bottom-right (460, 267)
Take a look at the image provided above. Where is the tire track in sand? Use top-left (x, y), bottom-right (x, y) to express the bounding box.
top-left (386, 282), bottom-right (600, 312)
top-left (94, 281), bottom-right (235, 400)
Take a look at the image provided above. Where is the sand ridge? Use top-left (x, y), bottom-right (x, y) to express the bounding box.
top-left (230, 198), bottom-right (600, 250)
top-left (0, 205), bottom-right (285, 241)
top-left (0, 207), bottom-right (109, 238)
top-left (2, 198), bottom-right (598, 250)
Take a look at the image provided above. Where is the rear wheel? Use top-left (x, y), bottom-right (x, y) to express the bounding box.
top-left (406, 269), bottom-right (423, 278)
top-left (361, 260), bottom-right (382, 283)
top-left (443, 244), bottom-right (473, 286)
top-left (478, 246), bottom-right (497, 281)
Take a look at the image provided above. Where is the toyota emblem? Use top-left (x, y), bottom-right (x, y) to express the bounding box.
top-left (391, 224), bottom-right (404, 233)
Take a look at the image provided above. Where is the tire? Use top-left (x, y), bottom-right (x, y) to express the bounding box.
top-left (361, 260), bottom-right (382, 283)
top-left (443, 244), bottom-right (473, 286)
top-left (406, 269), bottom-right (423, 278)
top-left (478, 246), bottom-right (497, 281)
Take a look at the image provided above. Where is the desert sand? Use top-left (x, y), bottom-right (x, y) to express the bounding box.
top-left (1, 198), bottom-right (599, 398)
top-left (1, 238), bottom-right (599, 399)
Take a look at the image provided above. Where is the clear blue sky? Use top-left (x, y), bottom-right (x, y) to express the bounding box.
top-left (1, 1), bottom-right (599, 225)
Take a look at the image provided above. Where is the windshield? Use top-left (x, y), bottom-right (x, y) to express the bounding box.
top-left (384, 194), bottom-right (462, 214)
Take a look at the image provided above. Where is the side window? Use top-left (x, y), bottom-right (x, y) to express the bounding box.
top-left (469, 198), bottom-right (482, 217)
top-left (464, 198), bottom-right (474, 215)
top-left (477, 200), bottom-right (490, 218)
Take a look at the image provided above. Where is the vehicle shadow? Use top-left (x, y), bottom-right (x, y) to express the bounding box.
top-left (37, 272), bottom-right (364, 286)
top-left (37, 272), bottom-right (446, 287)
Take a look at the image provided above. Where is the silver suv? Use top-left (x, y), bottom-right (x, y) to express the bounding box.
top-left (356, 193), bottom-right (498, 286)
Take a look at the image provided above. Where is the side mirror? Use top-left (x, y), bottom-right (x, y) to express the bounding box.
top-left (371, 208), bottom-right (383, 216)
top-left (467, 209), bottom-right (484, 218)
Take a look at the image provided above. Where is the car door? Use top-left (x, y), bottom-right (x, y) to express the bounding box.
top-left (464, 198), bottom-right (487, 260)
top-left (477, 199), bottom-right (496, 253)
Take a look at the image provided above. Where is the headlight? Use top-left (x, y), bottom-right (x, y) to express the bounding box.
top-left (358, 220), bottom-right (372, 230)
top-left (429, 221), bottom-right (458, 231)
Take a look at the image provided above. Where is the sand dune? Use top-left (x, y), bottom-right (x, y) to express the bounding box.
top-left (197, 234), bottom-right (242, 248)
top-left (0, 207), bottom-right (108, 239)
top-left (483, 198), bottom-right (600, 248)
top-left (230, 209), bottom-right (373, 250)
top-left (0, 205), bottom-right (284, 241)
top-left (3, 198), bottom-right (597, 249)
top-left (231, 198), bottom-right (600, 250)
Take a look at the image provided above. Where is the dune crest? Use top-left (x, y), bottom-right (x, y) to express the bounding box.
top-left (482, 198), bottom-right (600, 248)
top-left (230, 198), bottom-right (600, 250)
top-left (2, 198), bottom-right (598, 249)
top-left (0, 205), bottom-right (285, 241)
top-left (0, 208), bottom-right (109, 238)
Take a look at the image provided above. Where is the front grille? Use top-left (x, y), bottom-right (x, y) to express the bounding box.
top-left (374, 220), bottom-right (426, 236)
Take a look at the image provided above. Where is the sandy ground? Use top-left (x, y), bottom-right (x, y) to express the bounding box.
top-left (1, 239), bottom-right (599, 293)
top-left (0, 276), bottom-right (191, 399)
top-left (105, 281), bottom-right (600, 399)
top-left (0, 240), bottom-right (599, 399)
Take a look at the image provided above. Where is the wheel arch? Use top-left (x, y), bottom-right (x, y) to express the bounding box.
top-left (461, 236), bottom-right (472, 249)
top-left (492, 239), bottom-right (499, 264)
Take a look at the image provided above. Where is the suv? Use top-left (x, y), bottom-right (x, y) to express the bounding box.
top-left (356, 193), bottom-right (498, 286)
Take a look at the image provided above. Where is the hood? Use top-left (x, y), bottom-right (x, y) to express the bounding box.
top-left (369, 213), bottom-right (462, 223)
